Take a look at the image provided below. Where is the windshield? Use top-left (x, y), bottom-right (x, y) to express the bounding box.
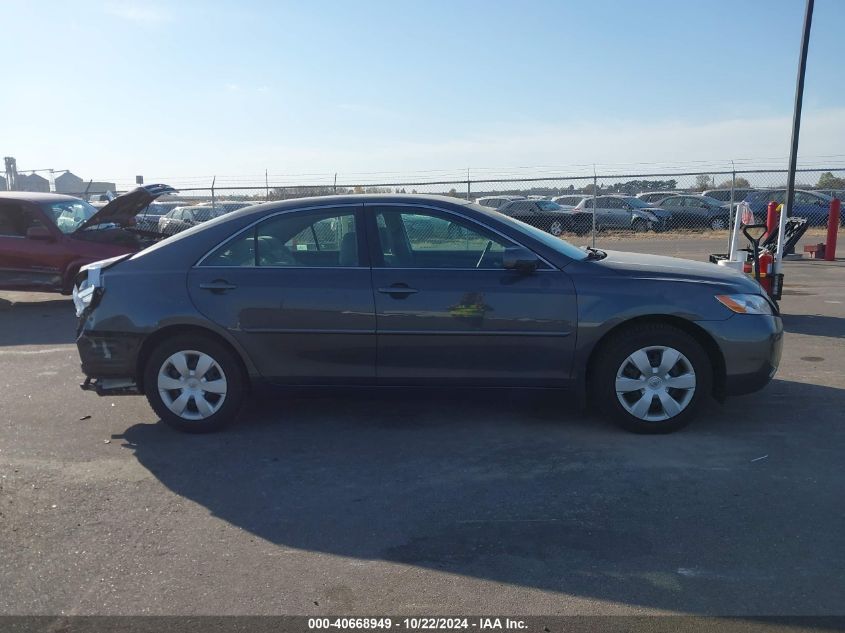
top-left (537, 200), bottom-right (565, 211)
top-left (476, 206), bottom-right (587, 261)
top-left (41, 200), bottom-right (99, 234)
top-left (622, 197), bottom-right (651, 208)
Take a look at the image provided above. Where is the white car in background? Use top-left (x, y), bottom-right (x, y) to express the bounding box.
top-left (475, 195), bottom-right (525, 210)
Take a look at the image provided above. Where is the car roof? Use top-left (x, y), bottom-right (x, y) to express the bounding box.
top-left (212, 193), bottom-right (477, 222)
top-left (0, 191), bottom-right (84, 203)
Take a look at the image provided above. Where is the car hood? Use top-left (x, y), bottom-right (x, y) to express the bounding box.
top-left (76, 184), bottom-right (178, 231)
top-left (592, 249), bottom-right (761, 292)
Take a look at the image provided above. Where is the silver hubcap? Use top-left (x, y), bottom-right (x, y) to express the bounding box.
top-left (615, 345), bottom-right (696, 422)
top-left (712, 219), bottom-right (726, 230)
top-left (157, 350), bottom-right (227, 420)
top-left (550, 221), bottom-right (563, 236)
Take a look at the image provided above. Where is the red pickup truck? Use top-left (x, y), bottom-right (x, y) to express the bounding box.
top-left (0, 184), bottom-right (176, 294)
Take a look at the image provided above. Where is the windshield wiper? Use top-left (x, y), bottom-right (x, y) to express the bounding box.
top-left (583, 246), bottom-right (607, 260)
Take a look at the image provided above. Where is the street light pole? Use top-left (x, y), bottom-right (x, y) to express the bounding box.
top-left (776, 0), bottom-right (814, 274)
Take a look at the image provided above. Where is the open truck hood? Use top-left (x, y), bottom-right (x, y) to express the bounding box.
top-left (76, 184), bottom-right (178, 231)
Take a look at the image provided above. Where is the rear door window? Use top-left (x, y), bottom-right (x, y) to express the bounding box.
top-left (202, 209), bottom-right (360, 268)
top-left (0, 203), bottom-right (45, 236)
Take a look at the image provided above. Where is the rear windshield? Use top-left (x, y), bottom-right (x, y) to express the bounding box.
top-left (699, 196), bottom-right (726, 206)
top-left (537, 201), bottom-right (565, 211)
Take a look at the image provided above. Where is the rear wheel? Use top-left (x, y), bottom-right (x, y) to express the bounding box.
top-left (710, 217), bottom-right (728, 230)
top-left (549, 219), bottom-right (564, 236)
top-left (143, 334), bottom-right (246, 433)
top-left (573, 215), bottom-right (592, 236)
top-left (591, 324), bottom-right (712, 433)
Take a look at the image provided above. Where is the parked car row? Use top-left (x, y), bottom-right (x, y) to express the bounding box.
top-left (476, 187), bottom-right (843, 236)
top-left (482, 195), bottom-right (666, 236)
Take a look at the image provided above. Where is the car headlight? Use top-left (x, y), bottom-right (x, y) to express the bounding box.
top-left (72, 279), bottom-right (97, 317)
top-left (715, 294), bottom-right (773, 315)
top-left (72, 256), bottom-right (123, 317)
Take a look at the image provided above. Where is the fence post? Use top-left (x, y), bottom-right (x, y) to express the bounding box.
top-left (466, 168), bottom-right (471, 201)
top-left (211, 176), bottom-right (216, 210)
top-left (591, 170), bottom-right (597, 248)
top-left (727, 163), bottom-right (736, 254)
top-left (265, 169), bottom-right (269, 201)
top-left (825, 198), bottom-right (840, 261)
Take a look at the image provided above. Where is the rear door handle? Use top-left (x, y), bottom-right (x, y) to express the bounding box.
top-left (377, 286), bottom-right (419, 296)
top-left (199, 280), bottom-right (238, 292)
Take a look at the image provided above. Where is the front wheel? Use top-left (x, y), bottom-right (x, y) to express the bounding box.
top-left (548, 219), bottom-right (564, 236)
top-left (591, 324), bottom-right (712, 433)
top-left (143, 334), bottom-right (246, 433)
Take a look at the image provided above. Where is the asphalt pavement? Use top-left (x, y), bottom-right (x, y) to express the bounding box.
top-left (1, 239), bottom-right (843, 617)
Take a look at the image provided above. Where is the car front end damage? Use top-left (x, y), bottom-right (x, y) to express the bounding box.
top-left (74, 255), bottom-right (144, 396)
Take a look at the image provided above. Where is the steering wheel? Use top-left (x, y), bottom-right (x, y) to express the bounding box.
top-left (476, 240), bottom-right (493, 268)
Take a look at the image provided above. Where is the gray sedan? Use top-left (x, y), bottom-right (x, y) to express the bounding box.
top-left (73, 194), bottom-right (782, 435)
top-left (571, 195), bottom-right (662, 233)
top-left (654, 195), bottom-right (732, 230)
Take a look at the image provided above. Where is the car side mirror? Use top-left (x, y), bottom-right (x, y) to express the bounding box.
top-left (26, 226), bottom-right (53, 241)
top-left (503, 246), bottom-right (539, 274)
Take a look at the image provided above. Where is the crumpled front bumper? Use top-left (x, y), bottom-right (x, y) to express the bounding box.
top-left (77, 331), bottom-right (144, 395)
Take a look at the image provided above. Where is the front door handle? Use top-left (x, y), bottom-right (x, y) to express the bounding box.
top-left (199, 280), bottom-right (238, 293)
top-left (377, 285), bottom-right (419, 296)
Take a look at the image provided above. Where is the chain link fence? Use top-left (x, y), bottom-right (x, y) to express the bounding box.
top-left (81, 167), bottom-right (845, 256)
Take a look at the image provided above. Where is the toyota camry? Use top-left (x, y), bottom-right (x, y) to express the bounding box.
top-left (73, 195), bottom-right (782, 434)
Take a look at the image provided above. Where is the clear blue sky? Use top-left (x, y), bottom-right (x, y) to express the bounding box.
top-left (3, 0), bottom-right (844, 185)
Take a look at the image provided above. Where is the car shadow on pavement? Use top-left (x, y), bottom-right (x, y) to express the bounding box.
top-left (118, 380), bottom-right (845, 615)
top-left (781, 313), bottom-right (845, 339)
top-left (0, 296), bottom-right (76, 346)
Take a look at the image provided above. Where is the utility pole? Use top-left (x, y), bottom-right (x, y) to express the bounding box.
top-left (776, 0), bottom-right (814, 275)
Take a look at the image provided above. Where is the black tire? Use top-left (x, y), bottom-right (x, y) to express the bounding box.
top-left (632, 218), bottom-right (648, 233)
top-left (143, 334), bottom-right (246, 433)
top-left (590, 323), bottom-right (712, 434)
top-left (548, 219), bottom-right (564, 236)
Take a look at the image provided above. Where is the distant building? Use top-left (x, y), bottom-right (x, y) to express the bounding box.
top-left (16, 173), bottom-right (50, 192)
top-left (0, 175), bottom-right (6, 191)
top-left (54, 171), bottom-right (116, 197)
top-left (54, 171), bottom-right (85, 194)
